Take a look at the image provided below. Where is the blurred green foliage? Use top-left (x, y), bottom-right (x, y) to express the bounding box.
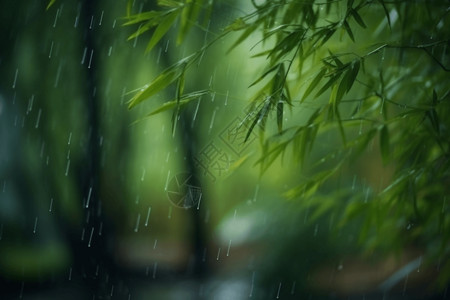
top-left (124, 0), bottom-right (450, 288)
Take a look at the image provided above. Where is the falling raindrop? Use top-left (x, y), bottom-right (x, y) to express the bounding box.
top-left (35, 108), bottom-right (42, 128)
top-left (86, 186), bottom-right (92, 208)
top-left (164, 170), bottom-right (171, 191)
top-left (196, 193), bottom-right (202, 210)
top-left (12, 68), bottom-right (18, 88)
top-left (68, 267), bottom-right (72, 280)
top-left (33, 217), bottom-right (38, 234)
top-left (276, 282), bottom-right (282, 299)
top-left (226, 239), bottom-right (232, 256)
top-left (88, 227), bottom-right (94, 247)
top-left (249, 271), bottom-right (255, 297)
top-left (54, 63), bottom-right (62, 87)
top-left (290, 281), bottom-right (296, 295)
top-left (168, 206), bottom-right (172, 219)
top-left (81, 47), bottom-right (87, 64)
top-left (89, 15), bottom-right (94, 29)
top-left (49, 198), bottom-right (53, 212)
top-left (152, 262), bottom-right (158, 279)
top-left (98, 222), bottom-right (103, 236)
top-left (99, 10), bottom-right (104, 25)
top-left (134, 213), bottom-right (141, 232)
top-left (145, 207), bottom-right (151, 226)
top-left (141, 168), bottom-right (146, 181)
top-left (216, 247), bottom-right (221, 261)
top-left (53, 8), bottom-right (60, 27)
top-left (48, 41), bottom-right (54, 58)
top-left (153, 239), bottom-right (158, 249)
top-left (19, 282), bottom-right (24, 299)
top-left (88, 49), bottom-right (94, 68)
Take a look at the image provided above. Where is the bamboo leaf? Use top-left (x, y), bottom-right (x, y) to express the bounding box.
top-left (378, 0), bottom-right (391, 30)
top-left (315, 73), bottom-right (342, 98)
top-left (158, 0), bottom-right (183, 7)
top-left (379, 125), bottom-right (390, 163)
top-left (249, 64), bottom-right (280, 88)
top-left (432, 89), bottom-right (438, 106)
top-left (426, 109), bottom-right (440, 134)
top-left (146, 11), bottom-right (178, 52)
top-left (277, 101), bottom-right (283, 133)
top-left (127, 21), bottom-right (156, 41)
top-left (343, 20), bottom-right (355, 42)
top-left (350, 9), bottom-right (367, 28)
top-left (123, 11), bottom-right (161, 26)
top-left (147, 90), bottom-right (210, 116)
top-left (128, 63), bottom-right (186, 109)
top-left (46, 0), bottom-right (56, 10)
top-left (225, 17), bottom-right (247, 32)
top-left (302, 68), bottom-right (326, 102)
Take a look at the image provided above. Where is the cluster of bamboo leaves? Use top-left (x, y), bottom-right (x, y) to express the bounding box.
top-left (123, 0), bottom-right (450, 286)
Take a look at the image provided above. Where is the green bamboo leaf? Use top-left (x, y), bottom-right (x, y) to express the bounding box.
top-left (245, 101), bottom-right (270, 142)
top-left (128, 63), bottom-right (186, 109)
top-left (146, 11), bottom-right (178, 52)
top-left (378, 0), bottom-right (391, 30)
top-left (277, 101), bottom-right (283, 133)
top-left (321, 28), bottom-right (336, 45)
top-left (249, 64), bottom-right (280, 88)
top-left (177, 0), bottom-right (204, 45)
top-left (343, 20), bottom-right (355, 42)
top-left (123, 11), bottom-right (161, 26)
top-left (176, 72), bottom-right (185, 103)
top-left (46, 0), bottom-right (56, 10)
top-left (379, 125), bottom-right (390, 163)
top-left (224, 17), bottom-right (247, 32)
top-left (426, 109), bottom-right (440, 134)
top-left (302, 68), bottom-right (326, 102)
top-left (158, 0), bottom-right (183, 7)
top-left (227, 24), bottom-right (259, 53)
top-left (127, 21), bottom-right (156, 41)
top-left (336, 70), bottom-right (350, 105)
top-left (350, 9), bottom-right (367, 28)
top-left (315, 73), bottom-right (342, 98)
top-left (346, 60), bottom-right (360, 92)
top-left (147, 90), bottom-right (210, 116)
top-left (432, 89), bottom-right (438, 106)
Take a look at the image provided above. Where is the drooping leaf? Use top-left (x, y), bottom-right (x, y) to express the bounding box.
top-left (350, 9), bottom-right (367, 28)
top-left (277, 101), bottom-right (283, 133)
top-left (302, 68), bottom-right (326, 102)
top-left (343, 20), bottom-right (355, 42)
top-left (378, 0), bottom-right (392, 30)
top-left (379, 125), bottom-right (390, 163)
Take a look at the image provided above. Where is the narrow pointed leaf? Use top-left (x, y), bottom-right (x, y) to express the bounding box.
top-left (46, 0), bottom-right (56, 10)
top-left (350, 9), bottom-right (367, 28)
top-left (277, 101), bottom-right (283, 133)
top-left (146, 11), bottom-right (178, 52)
top-left (128, 63), bottom-right (185, 109)
top-left (146, 90), bottom-right (210, 116)
top-left (378, 0), bottom-right (391, 30)
top-left (249, 64), bottom-right (280, 88)
top-left (343, 20), bottom-right (355, 42)
top-left (380, 125), bottom-right (390, 163)
top-left (302, 68), bottom-right (326, 102)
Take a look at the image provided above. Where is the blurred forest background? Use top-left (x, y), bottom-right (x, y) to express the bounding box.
top-left (0, 0), bottom-right (449, 299)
